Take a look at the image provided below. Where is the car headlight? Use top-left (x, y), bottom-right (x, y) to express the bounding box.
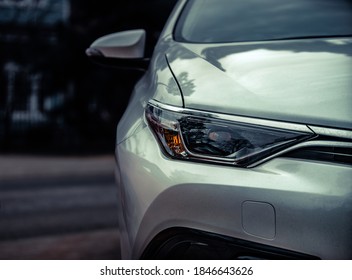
top-left (145, 102), bottom-right (314, 167)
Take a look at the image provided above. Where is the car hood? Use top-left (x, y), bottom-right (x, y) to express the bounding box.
top-left (166, 38), bottom-right (352, 130)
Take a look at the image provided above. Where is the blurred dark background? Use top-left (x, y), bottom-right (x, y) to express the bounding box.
top-left (0, 0), bottom-right (177, 155)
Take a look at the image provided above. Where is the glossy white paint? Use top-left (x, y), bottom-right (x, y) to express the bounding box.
top-left (167, 39), bottom-right (352, 129)
top-left (89, 29), bottom-right (146, 58)
top-left (92, 0), bottom-right (352, 259)
top-left (116, 125), bottom-right (352, 259)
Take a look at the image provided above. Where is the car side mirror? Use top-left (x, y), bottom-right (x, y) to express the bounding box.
top-left (86, 29), bottom-right (149, 71)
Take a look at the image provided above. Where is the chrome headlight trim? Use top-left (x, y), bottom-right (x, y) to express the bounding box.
top-left (147, 100), bottom-right (313, 134)
top-left (148, 99), bottom-right (352, 140)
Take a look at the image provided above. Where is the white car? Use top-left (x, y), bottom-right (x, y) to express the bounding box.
top-left (87, 0), bottom-right (352, 259)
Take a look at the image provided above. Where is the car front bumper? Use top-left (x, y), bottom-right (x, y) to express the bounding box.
top-left (115, 124), bottom-right (352, 259)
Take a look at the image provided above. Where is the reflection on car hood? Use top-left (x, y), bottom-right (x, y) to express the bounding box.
top-left (166, 38), bottom-right (352, 129)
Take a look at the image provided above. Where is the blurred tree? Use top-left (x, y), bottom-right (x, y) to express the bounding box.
top-left (0, 0), bottom-right (178, 154)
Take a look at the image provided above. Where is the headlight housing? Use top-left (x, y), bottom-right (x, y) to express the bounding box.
top-left (145, 102), bottom-right (314, 167)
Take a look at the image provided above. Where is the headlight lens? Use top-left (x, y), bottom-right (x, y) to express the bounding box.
top-left (146, 103), bottom-right (313, 167)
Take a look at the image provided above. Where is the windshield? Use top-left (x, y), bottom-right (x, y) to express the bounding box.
top-left (174, 0), bottom-right (352, 43)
